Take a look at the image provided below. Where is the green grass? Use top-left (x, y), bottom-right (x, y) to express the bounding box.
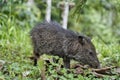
top-left (0, 16), bottom-right (120, 80)
top-left (93, 37), bottom-right (120, 67)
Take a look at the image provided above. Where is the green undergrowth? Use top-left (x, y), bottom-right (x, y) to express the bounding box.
top-left (0, 17), bottom-right (120, 80)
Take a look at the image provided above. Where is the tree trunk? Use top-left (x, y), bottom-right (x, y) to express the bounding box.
top-left (45, 0), bottom-right (52, 22)
top-left (62, 2), bottom-right (69, 29)
top-left (27, 0), bottom-right (34, 6)
top-left (27, 0), bottom-right (34, 11)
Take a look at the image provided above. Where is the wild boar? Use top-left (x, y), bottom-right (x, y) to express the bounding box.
top-left (30, 21), bottom-right (100, 68)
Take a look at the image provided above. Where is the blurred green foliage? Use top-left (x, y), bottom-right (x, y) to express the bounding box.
top-left (0, 0), bottom-right (120, 79)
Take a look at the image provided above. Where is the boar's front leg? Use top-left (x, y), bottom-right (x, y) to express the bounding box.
top-left (63, 56), bottom-right (70, 68)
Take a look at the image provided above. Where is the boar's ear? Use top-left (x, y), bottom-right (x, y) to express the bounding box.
top-left (78, 36), bottom-right (85, 45)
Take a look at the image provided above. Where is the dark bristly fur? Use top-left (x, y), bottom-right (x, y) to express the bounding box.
top-left (30, 21), bottom-right (100, 68)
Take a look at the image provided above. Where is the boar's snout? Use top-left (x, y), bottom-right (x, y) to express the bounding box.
top-left (90, 61), bottom-right (100, 69)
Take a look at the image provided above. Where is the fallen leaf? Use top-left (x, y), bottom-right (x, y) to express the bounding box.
top-left (0, 60), bottom-right (5, 70)
top-left (22, 71), bottom-right (31, 77)
top-left (115, 68), bottom-right (120, 74)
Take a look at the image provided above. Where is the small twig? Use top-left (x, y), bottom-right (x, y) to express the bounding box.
top-left (41, 69), bottom-right (46, 80)
top-left (92, 72), bottom-right (104, 78)
top-left (92, 66), bottom-right (116, 74)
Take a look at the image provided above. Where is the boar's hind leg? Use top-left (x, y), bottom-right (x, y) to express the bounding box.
top-left (63, 56), bottom-right (70, 68)
top-left (33, 49), bottom-right (40, 66)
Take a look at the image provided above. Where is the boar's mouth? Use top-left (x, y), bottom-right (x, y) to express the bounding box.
top-left (77, 59), bottom-right (100, 69)
top-left (88, 60), bottom-right (100, 69)
top-left (72, 55), bottom-right (100, 69)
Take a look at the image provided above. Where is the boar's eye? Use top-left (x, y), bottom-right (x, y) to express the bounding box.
top-left (89, 51), bottom-right (93, 55)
